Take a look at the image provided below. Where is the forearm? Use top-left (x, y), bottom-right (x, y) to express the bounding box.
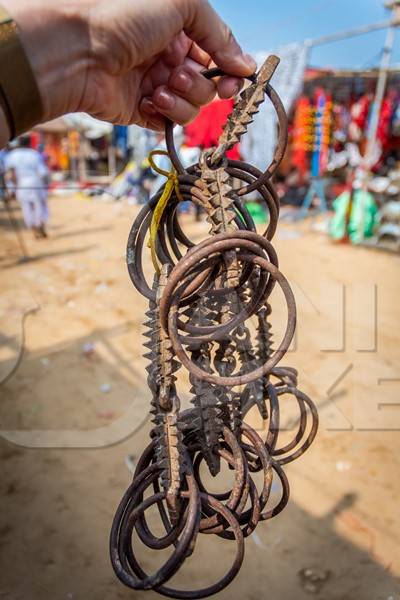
top-left (1, 0), bottom-right (91, 131)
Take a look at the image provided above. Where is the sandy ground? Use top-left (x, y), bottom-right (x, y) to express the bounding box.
top-left (0, 194), bottom-right (400, 600)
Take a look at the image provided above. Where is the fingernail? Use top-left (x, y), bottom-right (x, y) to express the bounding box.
top-left (141, 97), bottom-right (157, 115)
top-left (154, 88), bottom-right (175, 111)
top-left (243, 54), bottom-right (257, 72)
top-left (171, 71), bottom-right (192, 94)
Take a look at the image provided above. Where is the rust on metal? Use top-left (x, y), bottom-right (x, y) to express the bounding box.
top-left (211, 55), bottom-right (280, 165)
top-left (111, 54), bottom-right (318, 599)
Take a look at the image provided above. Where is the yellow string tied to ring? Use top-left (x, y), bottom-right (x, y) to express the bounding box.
top-left (147, 150), bottom-right (183, 275)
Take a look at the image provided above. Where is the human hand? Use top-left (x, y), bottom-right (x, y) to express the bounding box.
top-left (4, 0), bottom-right (256, 131)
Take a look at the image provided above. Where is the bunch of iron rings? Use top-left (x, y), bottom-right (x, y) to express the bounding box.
top-left (111, 67), bottom-right (318, 598)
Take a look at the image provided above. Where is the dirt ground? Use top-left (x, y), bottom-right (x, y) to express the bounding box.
top-left (1, 194), bottom-right (400, 600)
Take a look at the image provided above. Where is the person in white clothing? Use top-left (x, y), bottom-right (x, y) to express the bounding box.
top-left (5, 137), bottom-right (49, 238)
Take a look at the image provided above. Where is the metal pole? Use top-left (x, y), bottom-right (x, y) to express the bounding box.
top-left (307, 18), bottom-right (399, 47)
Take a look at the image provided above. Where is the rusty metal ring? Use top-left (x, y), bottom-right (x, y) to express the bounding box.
top-left (260, 461), bottom-right (290, 521)
top-left (173, 264), bottom-right (271, 341)
top-left (159, 232), bottom-right (279, 343)
top-left (244, 385), bottom-right (318, 469)
top-left (113, 445), bottom-right (199, 581)
top-left (206, 426), bottom-right (268, 540)
top-left (165, 69), bottom-right (287, 192)
top-left (127, 206), bottom-right (218, 303)
top-left (199, 444), bottom-right (254, 537)
top-left (131, 445), bottom-right (188, 550)
top-left (242, 382), bottom-right (281, 460)
top-left (159, 176), bottom-right (258, 251)
top-left (239, 439), bottom-right (291, 520)
top-left (167, 250), bottom-right (295, 386)
top-left (194, 427), bottom-right (248, 532)
top-left (272, 387), bottom-right (319, 466)
top-left (240, 423), bottom-right (273, 514)
top-left (272, 366), bottom-right (299, 387)
top-left (126, 185), bottom-right (258, 301)
top-left (165, 247), bottom-right (296, 387)
top-left (136, 476), bottom-right (187, 551)
top-left (165, 67), bottom-right (256, 175)
top-left (152, 493), bottom-right (245, 599)
top-left (110, 470), bottom-right (200, 591)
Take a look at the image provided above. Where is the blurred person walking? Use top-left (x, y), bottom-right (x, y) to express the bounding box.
top-left (5, 136), bottom-right (49, 238)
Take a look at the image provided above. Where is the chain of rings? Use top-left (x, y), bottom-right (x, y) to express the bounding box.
top-left (111, 64), bottom-right (319, 598)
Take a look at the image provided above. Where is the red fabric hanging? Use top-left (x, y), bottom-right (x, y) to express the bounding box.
top-left (377, 93), bottom-right (396, 149)
top-left (184, 98), bottom-right (241, 160)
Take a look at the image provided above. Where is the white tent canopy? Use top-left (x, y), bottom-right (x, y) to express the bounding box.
top-left (36, 113), bottom-right (113, 139)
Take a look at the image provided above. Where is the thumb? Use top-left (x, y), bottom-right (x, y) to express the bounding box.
top-left (181, 0), bottom-right (256, 77)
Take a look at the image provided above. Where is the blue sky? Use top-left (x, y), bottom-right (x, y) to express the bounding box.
top-left (211, 0), bottom-right (400, 69)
